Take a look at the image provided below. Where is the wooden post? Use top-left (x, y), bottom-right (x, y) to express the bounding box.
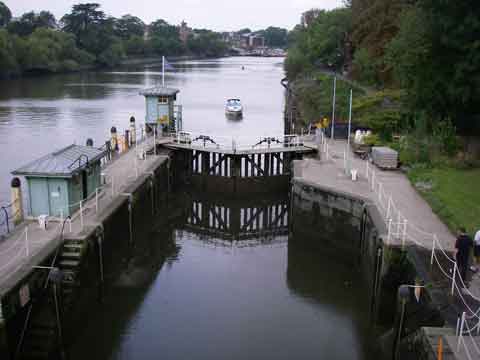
top-left (264, 154), bottom-right (270, 176)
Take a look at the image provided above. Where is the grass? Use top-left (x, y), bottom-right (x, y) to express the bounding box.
top-left (407, 166), bottom-right (480, 235)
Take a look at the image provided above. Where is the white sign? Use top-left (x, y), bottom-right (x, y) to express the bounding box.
top-left (51, 192), bottom-right (60, 198)
top-left (19, 284), bottom-right (30, 307)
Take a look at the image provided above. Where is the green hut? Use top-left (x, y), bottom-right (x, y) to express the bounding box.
top-left (12, 144), bottom-right (105, 217)
top-left (140, 86), bottom-right (182, 133)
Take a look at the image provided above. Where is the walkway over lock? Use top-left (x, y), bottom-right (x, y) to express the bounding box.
top-left (163, 132), bottom-right (316, 185)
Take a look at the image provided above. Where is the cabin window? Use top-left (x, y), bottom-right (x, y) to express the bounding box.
top-left (158, 96), bottom-right (168, 104)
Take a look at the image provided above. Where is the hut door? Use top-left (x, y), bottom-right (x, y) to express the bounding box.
top-left (48, 179), bottom-right (67, 218)
top-left (82, 170), bottom-right (88, 200)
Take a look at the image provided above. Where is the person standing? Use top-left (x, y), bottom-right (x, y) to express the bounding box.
top-left (455, 227), bottom-right (473, 285)
top-left (474, 228), bottom-right (480, 265)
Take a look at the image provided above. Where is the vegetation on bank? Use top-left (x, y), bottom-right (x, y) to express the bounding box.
top-left (286, 1), bottom-right (480, 232)
top-left (408, 167), bottom-right (480, 234)
top-left (286, 0), bottom-right (480, 141)
top-left (0, 2), bottom-right (226, 77)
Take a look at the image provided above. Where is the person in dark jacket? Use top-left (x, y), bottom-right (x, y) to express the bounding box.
top-left (455, 227), bottom-right (473, 285)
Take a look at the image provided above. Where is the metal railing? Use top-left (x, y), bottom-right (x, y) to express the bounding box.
top-left (170, 131), bottom-right (304, 152)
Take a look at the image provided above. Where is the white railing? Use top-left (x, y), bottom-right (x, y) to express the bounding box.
top-left (320, 136), bottom-right (480, 357)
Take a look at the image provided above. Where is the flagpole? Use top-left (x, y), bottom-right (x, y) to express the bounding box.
top-left (162, 56), bottom-right (165, 87)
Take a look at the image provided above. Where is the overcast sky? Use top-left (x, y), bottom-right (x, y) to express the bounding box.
top-left (6, 0), bottom-right (344, 31)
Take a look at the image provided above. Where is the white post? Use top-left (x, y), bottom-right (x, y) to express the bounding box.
top-left (386, 196), bottom-right (392, 221)
top-left (25, 226), bottom-right (29, 257)
top-left (95, 188), bottom-right (99, 213)
top-left (451, 262), bottom-right (457, 295)
top-left (378, 183), bottom-right (383, 203)
top-left (397, 212), bottom-right (402, 235)
top-left (162, 56), bottom-right (165, 87)
top-left (402, 220), bottom-right (408, 250)
top-left (387, 219), bottom-right (392, 243)
top-left (371, 171), bottom-right (375, 191)
top-left (80, 200), bottom-right (84, 230)
top-left (430, 237), bottom-right (436, 265)
top-left (60, 208), bottom-right (64, 222)
top-left (457, 312), bottom-right (465, 351)
top-left (347, 88), bottom-right (353, 172)
top-left (68, 217), bottom-right (72, 233)
top-left (331, 76), bottom-right (336, 140)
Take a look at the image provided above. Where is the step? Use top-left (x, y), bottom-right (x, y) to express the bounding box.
top-left (58, 260), bottom-right (80, 269)
top-left (60, 252), bottom-right (82, 260)
top-left (63, 243), bottom-right (84, 250)
top-left (21, 348), bottom-right (51, 360)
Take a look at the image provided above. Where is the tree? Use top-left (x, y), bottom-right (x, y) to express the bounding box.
top-left (237, 28), bottom-right (251, 34)
top-left (263, 27), bottom-right (288, 48)
top-left (0, 1), bottom-right (11, 27)
top-left (115, 15), bottom-right (145, 39)
top-left (186, 31), bottom-right (227, 57)
top-left (0, 29), bottom-right (18, 76)
top-left (7, 11), bottom-right (56, 36)
top-left (61, 3), bottom-right (105, 42)
top-left (387, 1), bottom-right (480, 134)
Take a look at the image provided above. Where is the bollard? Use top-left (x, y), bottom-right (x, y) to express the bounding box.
top-left (124, 129), bottom-right (130, 151)
top-left (129, 116), bottom-right (136, 146)
top-left (110, 126), bottom-right (118, 152)
top-left (11, 177), bottom-right (24, 225)
top-left (105, 140), bottom-right (111, 161)
top-left (437, 337), bottom-right (443, 360)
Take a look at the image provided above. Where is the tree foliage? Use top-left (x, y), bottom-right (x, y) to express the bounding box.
top-left (0, 1), bottom-right (11, 27)
top-left (8, 11), bottom-right (56, 36)
top-left (285, 8), bottom-right (352, 78)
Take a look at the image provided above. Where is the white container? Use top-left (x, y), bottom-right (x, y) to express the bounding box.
top-left (38, 214), bottom-right (48, 229)
top-left (351, 169), bottom-right (358, 181)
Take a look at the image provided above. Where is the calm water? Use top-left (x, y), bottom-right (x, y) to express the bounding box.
top-left (69, 192), bottom-right (373, 360)
top-left (2, 58), bottom-right (376, 359)
top-left (0, 57), bottom-right (285, 206)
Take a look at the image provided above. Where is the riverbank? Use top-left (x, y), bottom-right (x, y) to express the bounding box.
top-left (293, 136), bottom-right (480, 359)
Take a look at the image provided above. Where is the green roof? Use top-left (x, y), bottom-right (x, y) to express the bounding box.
top-left (12, 144), bottom-right (105, 178)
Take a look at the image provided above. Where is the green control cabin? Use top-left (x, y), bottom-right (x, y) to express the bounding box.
top-left (12, 144), bottom-right (105, 217)
top-left (140, 86), bottom-right (182, 134)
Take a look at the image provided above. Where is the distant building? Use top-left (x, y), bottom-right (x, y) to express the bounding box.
top-left (179, 21), bottom-right (191, 44)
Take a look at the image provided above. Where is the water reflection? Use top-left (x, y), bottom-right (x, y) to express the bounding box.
top-left (68, 191), bottom-right (373, 360)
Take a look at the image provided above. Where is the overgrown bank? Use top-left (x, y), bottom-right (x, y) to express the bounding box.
top-left (285, 1), bottom-right (480, 233)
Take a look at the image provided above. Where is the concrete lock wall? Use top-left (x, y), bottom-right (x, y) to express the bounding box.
top-left (0, 157), bottom-right (171, 359)
top-left (291, 178), bottom-right (446, 358)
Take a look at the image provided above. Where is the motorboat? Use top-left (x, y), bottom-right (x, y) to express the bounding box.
top-left (225, 99), bottom-right (243, 116)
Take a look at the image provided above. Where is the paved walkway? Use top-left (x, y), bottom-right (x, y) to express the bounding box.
top-left (298, 137), bottom-right (480, 298)
top-left (0, 136), bottom-right (169, 297)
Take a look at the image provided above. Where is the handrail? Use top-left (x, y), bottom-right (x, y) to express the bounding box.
top-left (15, 217), bottom-right (71, 359)
top-left (67, 154), bottom-right (89, 170)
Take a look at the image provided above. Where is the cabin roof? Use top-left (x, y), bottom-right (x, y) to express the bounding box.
top-left (12, 144), bottom-right (105, 178)
top-left (140, 86), bottom-right (180, 97)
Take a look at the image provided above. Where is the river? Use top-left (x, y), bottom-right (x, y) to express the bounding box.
top-left (1, 57), bottom-right (377, 359)
top-left (0, 57), bottom-right (284, 208)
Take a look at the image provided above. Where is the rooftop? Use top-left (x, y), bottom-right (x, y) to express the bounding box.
top-left (140, 86), bottom-right (180, 97)
top-left (12, 144), bottom-right (105, 178)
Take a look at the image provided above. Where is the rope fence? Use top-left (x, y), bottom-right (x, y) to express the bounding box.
top-left (320, 135), bottom-right (480, 354)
